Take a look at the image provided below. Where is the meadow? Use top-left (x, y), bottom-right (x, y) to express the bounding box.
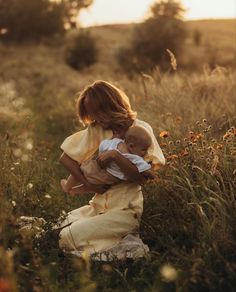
top-left (0, 19), bottom-right (236, 291)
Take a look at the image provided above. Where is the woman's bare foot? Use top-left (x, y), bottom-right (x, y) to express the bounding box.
top-left (60, 179), bottom-right (70, 192)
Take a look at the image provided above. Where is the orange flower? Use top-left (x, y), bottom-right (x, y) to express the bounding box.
top-left (167, 154), bottom-right (178, 160)
top-left (0, 278), bottom-right (11, 292)
top-left (160, 131), bottom-right (169, 138)
top-left (223, 132), bottom-right (231, 140)
top-left (180, 149), bottom-right (189, 157)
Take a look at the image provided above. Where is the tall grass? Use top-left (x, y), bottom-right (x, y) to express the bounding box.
top-left (0, 43), bottom-right (235, 291)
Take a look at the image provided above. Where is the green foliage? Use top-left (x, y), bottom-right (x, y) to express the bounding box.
top-left (117, 0), bottom-right (187, 72)
top-left (0, 0), bottom-right (93, 41)
top-left (64, 30), bottom-right (97, 70)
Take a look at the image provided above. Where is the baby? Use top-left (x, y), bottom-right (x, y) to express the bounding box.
top-left (60, 125), bottom-right (155, 195)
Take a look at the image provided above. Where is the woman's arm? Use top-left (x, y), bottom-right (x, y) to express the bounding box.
top-left (97, 150), bottom-right (146, 184)
top-left (59, 152), bottom-right (109, 194)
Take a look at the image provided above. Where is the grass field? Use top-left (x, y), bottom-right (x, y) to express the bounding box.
top-left (0, 19), bottom-right (236, 291)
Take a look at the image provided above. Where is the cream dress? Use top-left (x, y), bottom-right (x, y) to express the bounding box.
top-left (59, 119), bottom-right (165, 259)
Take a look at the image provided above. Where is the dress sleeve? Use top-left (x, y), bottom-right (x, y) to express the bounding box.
top-left (60, 125), bottom-right (113, 164)
top-left (136, 120), bottom-right (166, 169)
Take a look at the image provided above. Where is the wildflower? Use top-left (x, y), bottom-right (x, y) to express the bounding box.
top-left (160, 264), bottom-right (177, 282)
top-left (175, 140), bottom-right (181, 145)
top-left (25, 140), bottom-right (33, 150)
top-left (196, 121), bottom-right (200, 125)
top-left (160, 142), bottom-right (167, 148)
top-left (27, 183), bottom-right (33, 189)
top-left (203, 119), bottom-right (207, 123)
top-left (10, 167), bottom-right (15, 171)
top-left (45, 194), bottom-right (51, 199)
top-left (13, 162), bottom-right (20, 165)
top-left (0, 278), bottom-right (12, 292)
top-left (223, 132), bottom-right (231, 140)
top-left (168, 141), bottom-right (173, 145)
top-left (159, 131), bottom-right (169, 138)
top-left (196, 134), bottom-right (203, 140)
top-left (11, 201), bottom-right (16, 207)
top-left (180, 149), bottom-right (189, 156)
top-left (167, 154), bottom-right (178, 161)
top-left (13, 148), bottom-right (22, 157)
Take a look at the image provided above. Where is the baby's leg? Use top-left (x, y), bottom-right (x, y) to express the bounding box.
top-left (69, 184), bottom-right (91, 196)
top-left (60, 175), bottom-right (78, 192)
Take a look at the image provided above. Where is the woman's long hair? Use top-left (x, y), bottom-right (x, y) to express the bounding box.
top-left (76, 80), bottom-right (136, 128)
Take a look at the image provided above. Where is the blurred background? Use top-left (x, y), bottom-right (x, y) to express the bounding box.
top-left (0, 1), bottom-right (236, 291)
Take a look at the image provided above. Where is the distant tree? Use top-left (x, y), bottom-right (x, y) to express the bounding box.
top-left (62, 0), bottom-right (93, 29)
top-left (64, 30), bottom-right (97, 70)
top-left (0, 0), bottom-right (93, 41)
top-left (118, 0), bottom-right (187, 72)
top-left (193, 29), bottom-right (202, 46)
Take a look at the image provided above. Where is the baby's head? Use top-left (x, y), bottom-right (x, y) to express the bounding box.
top-left (124, 126), bottom-right (152, 157)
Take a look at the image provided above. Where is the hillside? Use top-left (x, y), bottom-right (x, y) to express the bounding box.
top-left (88, 19), bottom-right (236, 69)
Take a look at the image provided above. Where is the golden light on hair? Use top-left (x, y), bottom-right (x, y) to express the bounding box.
top-left (76, 80), bottom-right (136, 128)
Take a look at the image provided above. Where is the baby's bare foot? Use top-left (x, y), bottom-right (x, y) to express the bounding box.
top-left (60, 179), bottom-right (69, 192)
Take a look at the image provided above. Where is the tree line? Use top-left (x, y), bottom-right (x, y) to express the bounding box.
top-left (0, 0), bottom-right (93, 41)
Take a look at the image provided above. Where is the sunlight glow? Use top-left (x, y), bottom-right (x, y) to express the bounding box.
top-left (79, 0), bottom-right (236, 27)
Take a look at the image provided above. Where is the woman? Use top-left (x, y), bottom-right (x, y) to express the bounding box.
top-left (58, 80), bottom-right (165, 260)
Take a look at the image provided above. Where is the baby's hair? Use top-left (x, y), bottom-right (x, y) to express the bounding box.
top-left (76, 80), bottom-right (136, 126)
top-left (125, 126), bottom-right (152, 147)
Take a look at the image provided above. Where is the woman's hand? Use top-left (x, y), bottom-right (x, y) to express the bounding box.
top-left (96, 150), bottom-right (117, 169)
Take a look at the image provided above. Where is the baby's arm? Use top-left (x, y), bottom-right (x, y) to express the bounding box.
top-left (97, 150), bottom-right (146, 184)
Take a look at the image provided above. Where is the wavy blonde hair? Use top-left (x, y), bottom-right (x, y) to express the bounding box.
top-left (76, 80), bottom-right (136, 128)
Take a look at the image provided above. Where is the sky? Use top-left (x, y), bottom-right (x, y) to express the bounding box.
top-left (79, 0), bottom-right (236, 27)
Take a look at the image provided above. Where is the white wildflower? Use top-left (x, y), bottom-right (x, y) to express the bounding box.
top-left (45, 194), bottom-right (51, 199)
top-left (24, 140), bottom-right (33, 150)
top-left (160, 264), bottom-right (177, 282)
top-left (11, 200), bottom-right (16, 207)
top-left (27, 183), bottom-right (33, 189)
top-left (13, 148), bottom-right (22, 157)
